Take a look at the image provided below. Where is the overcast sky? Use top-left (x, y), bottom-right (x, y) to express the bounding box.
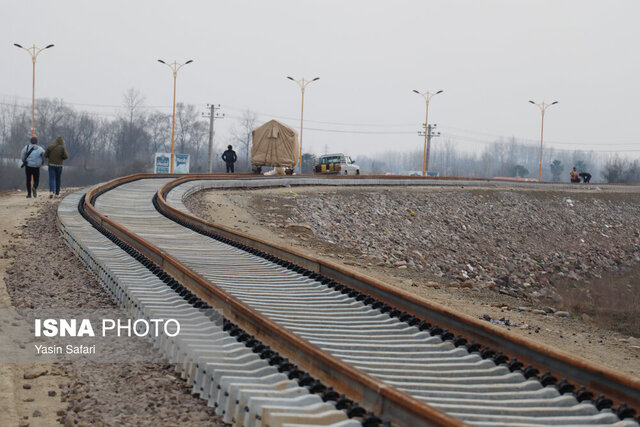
top-left (4, 0), bottom-right (640, 158)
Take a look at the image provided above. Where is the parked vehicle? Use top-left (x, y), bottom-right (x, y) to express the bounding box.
top-left (314, 153), bottom-right (360, 175)
top-left (251, 120), bottom-right (298, 175)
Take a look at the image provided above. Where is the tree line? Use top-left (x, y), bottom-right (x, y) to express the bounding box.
top-left (0, 90), bottom-right (261, 190)
top-left (355, 137), bottom-right (640, 184)
top-left (1, 91), bottom-right (638, 190)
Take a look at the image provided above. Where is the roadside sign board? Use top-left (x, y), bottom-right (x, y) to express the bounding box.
top-left (154, 153), bottom-right (170, 173)
top-left (174, 153), bottom-right (190, 173)
top-left (154, 153), bottom-right (190, 174)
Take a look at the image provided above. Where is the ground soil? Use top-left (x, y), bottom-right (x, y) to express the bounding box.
top-left (185, 186), bottom-right (640, 379)
top-left (0, 189), bottom-right (226, 426)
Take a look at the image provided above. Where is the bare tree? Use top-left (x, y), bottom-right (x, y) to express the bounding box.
top-left (147, 111), bottom-right (171, 154)
top-left (231, 110), bottom-right (258, 171)
top-left (113, 88), bottom-right (148, 163)
top-left (123, 88), bottom-right (146, 124)
top-left (175, 102), bottom-right (198, 154)
top-left (550, 159), bottom-right (563, 181)
top-left (602, 157), bottom-right (626, 183)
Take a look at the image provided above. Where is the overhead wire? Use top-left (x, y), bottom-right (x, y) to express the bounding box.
top-left (1, 95), bottom-right (638, 152)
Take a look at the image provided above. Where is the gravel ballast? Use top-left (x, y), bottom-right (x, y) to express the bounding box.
top-left (4, 195), bottom-right (225, 426)
top-left (185, 185), bottom-right (640, 375)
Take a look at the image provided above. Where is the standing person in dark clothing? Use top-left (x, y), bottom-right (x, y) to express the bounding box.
top-left (44, 136), bottom-right (69, 198)
top-left (579, 172), bottom-right (592, 183)
top-left (20, 136), bottom-right (45, 198)
top-left (222, 145), bottom-right (237, 173)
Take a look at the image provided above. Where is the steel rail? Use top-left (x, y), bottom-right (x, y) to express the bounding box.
top-left (155, 174), bottom-right (640, 413)
top-left (83, 173), bottom-right (461, 426)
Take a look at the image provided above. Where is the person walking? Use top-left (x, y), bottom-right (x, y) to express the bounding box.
top-left (20, 136), bottom-right (45, 198)
top-left (44, 136), bottom-right (69, 198)
top-left (222, 145), bottom-right (237, 173)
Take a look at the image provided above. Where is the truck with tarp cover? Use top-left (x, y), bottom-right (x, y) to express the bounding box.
top-left (251, 120), bottom-right (299, 175)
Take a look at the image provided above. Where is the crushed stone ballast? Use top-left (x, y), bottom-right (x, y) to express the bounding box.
top-left (61, 174), bottom-right (640, 426)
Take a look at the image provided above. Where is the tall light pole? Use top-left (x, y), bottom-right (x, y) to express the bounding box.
top-left (413, 89), bottom-right (443, 176)
top-left (287, 76), bottom-right (319, 170)
top-left (14, 43), bottom-right (54, 137)
top-left (529, 100), bottom-right (558, 182)
top-left (158, 59), bottom-right (193, 173)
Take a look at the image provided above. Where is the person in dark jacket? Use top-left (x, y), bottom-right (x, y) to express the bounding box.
top-left (222, 145), bottom-right (237, 173)
top-left (20, 136), bottom-right (45, 198)
top-left (44, 136), bottom-right (69, 198)
top-left (579, 172), bottom-right (592, 183)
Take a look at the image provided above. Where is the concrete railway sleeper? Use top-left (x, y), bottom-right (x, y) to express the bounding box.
top-left (61, 173), bottom-right (640, 426)
top-left (57, 189), bottom-right (368, 427)
top-left (159, 176), bottom-right (640, 425)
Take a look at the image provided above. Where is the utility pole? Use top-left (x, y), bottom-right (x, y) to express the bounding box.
top-left (412, 89), bottom-right (443, 176)
top-left (418, 123), bottom-right (440, 174)
top-left (529, 100), bottom-right (558, 181)
top-left (203, 104), bottom-right (224, 173)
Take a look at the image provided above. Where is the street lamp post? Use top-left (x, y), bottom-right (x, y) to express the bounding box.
top-left (413, 89), bottom-right (443, 176)
top-left (287, 76), bottom-right (319, 171)
top-left (14, 43), bottom-right (54, 137)
top-left (529, 100), bottom-right (558, 182)
top-left (158, 59), bottom-right (193, 173)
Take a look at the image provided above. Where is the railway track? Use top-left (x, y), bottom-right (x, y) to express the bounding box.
top-left (58, 173), bottom-right (640, 426)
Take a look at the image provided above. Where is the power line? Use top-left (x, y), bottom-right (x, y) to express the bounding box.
top-left (1, 96), bottom-right (638, 151)
top-left (439, 125), bottom-right (639, 147)
top-left (222, 104), bottom-right (416, 128)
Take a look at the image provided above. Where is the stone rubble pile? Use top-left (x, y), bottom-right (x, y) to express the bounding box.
top-left (261, 189), bottom-right (640, 300)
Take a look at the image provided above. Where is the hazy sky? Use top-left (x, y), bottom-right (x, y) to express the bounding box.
top-left (4, 0), bottom-right (640, 158)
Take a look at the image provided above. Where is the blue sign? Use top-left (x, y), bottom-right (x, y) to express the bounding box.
top-left (154, 153), bottom-right (190, 173)
top-left (174, 154), bottom-right (190, 173)
top-left (154, 153), bottom-right (170, 174)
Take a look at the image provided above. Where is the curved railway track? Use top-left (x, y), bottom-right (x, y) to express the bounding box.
top-left (57, 173), bottom-right (640, 427)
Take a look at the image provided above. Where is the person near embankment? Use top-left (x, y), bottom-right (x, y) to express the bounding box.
top-left (44, 136), bottom-right (69, 198)
top-left (222, 145), bottom-right (237, 173)
top-left (579, 172), bottom-right (592, 183)
top-left (20, 136), bottom-right (45, 198)
top-left (570, 166), bottom-right (580, 183)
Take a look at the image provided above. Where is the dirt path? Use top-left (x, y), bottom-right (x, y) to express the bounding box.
top-left (0, 191), bottom-right (67, 427)
top-left (0, 190), bottom-right (226, 426)
top-left (186, 186), bottom-right (640, 378)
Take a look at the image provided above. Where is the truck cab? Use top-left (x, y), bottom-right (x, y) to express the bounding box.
top-left (315, 153), bottom-right (360, 175)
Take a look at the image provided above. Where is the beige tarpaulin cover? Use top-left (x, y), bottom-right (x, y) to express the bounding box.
top-left (251, 120), bottom-right (299, 167)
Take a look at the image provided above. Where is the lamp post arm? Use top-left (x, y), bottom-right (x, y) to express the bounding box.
top-left (34, 46), bottom-right (47, 59)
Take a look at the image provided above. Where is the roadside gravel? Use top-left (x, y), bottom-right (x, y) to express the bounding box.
top-left (1, 191), bottom-right (225, 426)
top-left (186, 185), bottom-right (640, 377)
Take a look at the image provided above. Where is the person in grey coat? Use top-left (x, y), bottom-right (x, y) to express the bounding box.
top-left (20, 136), bottom-right (45, 198)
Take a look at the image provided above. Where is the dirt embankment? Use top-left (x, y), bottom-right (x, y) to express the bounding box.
top-left (0, 190), bottom-right (225, 426)
top-left (185, 186), bottom-right (640, 378)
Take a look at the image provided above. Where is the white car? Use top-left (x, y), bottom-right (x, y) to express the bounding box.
top-left (315, 153), bottom-right (360, 175)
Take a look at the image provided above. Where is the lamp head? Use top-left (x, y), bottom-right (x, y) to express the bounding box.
top-left (45, 44), bottom-right (54, 49)
top-left (412, 89), bottom-right (420, 94)
top-left (185, 60), bottom-right (193, 64)
top-left (14, 43), bottom-right (23, 48)
top-left (529, 100), bottom-right (536, 104)
top-left (551, 101), bottom-right (558, 105)
top-left (287, 76), bottom-right (294, 81)
top-left (436, 90), bottom-right (443, 94)
top-left (312, 77), bottom-right (320, 81)
top-left (157, 59), bottom-right (166, 64)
